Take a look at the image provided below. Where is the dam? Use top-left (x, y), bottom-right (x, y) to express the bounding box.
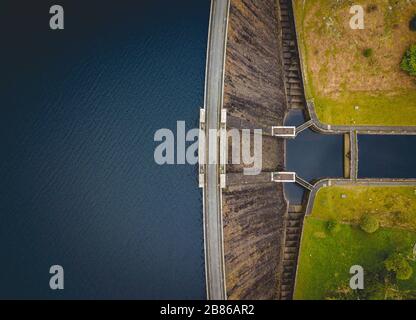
top-left (206, 0), bottom-right (416, 301)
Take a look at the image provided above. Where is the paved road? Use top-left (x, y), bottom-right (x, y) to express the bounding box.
top-left (203, 0), bottom-right (229, 300)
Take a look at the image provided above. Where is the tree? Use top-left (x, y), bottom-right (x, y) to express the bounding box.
top-left (325, 271), bottom-right (385, 300)
top-left (401, 44), bottom-right (416, 77)
top-left (385, 253), bottom-right (413, 281)
top-left (325, 253), bottom-right (416, 300)
top-left (360, 214), bottom-right (379, 234)
top-left (325, 285), bottom-right (360, 300)
top-left (325, 268), bottom-right (416, 300)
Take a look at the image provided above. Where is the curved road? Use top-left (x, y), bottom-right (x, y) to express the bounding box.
top-left (203, 0), bottom-right (230, 300)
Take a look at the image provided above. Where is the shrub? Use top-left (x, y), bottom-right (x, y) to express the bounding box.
top-left (401, 44), bottom-right (416, 77)
top-left (410, 16), bottom-right (416, 32)
top-left (363, 48), bottom-right (373, 58)
top-left (327, 220), bottom-right (341, 235)
top-left (360, 214), bottom-right (379, 233)
top-left (385, 253), bottom-right (413, 281)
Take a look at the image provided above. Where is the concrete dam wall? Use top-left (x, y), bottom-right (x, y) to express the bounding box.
top-left (222, 0), bottom-right (288, 300)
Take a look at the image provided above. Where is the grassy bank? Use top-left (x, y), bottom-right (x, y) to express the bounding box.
top-left (294, 186), bottom-right (416, 300)
top-left (293, 0), bottom-right (416, 126)
top-left (312, 186), bottom-right (416, 231)
top-left (314, 90), bottom-right (416, 126)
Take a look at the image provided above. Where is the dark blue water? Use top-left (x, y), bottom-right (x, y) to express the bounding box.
top-left (284, 111), bottom-right (416, 204)
top-left (284, 111), bottom-right (343, 204)
top-left (359, 135), bottom-right (416, 179)
top-left (0, 0), bottom-right (208, 299)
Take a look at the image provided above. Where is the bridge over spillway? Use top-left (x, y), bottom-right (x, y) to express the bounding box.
top-left (272, 119), bottom-right (314, 138)
top-left (271, 120), bottom-right (315, 191)
top-left (271, 172), bottom-right (313, 191)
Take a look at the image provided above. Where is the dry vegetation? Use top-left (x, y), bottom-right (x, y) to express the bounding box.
top-left (294, 0), bottom-right (416, 126)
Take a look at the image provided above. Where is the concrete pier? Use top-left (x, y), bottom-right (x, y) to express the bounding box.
top-left (350, 131), bottom-right (358, 180)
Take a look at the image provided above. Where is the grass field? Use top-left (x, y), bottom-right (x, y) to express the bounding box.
top-left (312, 186), bottom-right (416, 231)
top-left (293, 0), bottom-right (416, 126)
top-left (294, 186), bottom-right (416, 300)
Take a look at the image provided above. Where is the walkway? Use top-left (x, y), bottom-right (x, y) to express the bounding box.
top-left (295, 120), bottom-right (313, 136)
top-left (202, 0), bottom-right (230, 301)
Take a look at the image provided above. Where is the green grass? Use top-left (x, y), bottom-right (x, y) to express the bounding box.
top-left (294, 186), bottom-right (416, 300)
top-left (313, 90), bottom-right (416, 126)
top-left (294, 218), bottom-right (416, 300)
top-left (312, 186), bottom-right (416, 231)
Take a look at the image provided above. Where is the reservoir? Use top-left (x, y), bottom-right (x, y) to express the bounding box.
top-left (0, 0), bottom-right (208, 299)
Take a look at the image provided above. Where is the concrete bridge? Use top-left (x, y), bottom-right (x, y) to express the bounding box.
top-left (199, 0), bottom-right (230, 301)
top-left (272, 120), bottom-right (314, 138)
top-left (271, 172), bottom-right (313, 191)
top-left (295, 176), bottom-right (313, 191)
top-left (295, 120), bottom-right (313, 135)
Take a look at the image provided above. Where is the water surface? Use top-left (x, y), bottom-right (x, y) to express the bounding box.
top-left (284, 111), bottom-right (416, 204)
top-left (284, 111), bottom-right (343, 204)
top-left (359, 135), bottom-right (416, 179)
top-left (0, 0), bottom-right (208, 299)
